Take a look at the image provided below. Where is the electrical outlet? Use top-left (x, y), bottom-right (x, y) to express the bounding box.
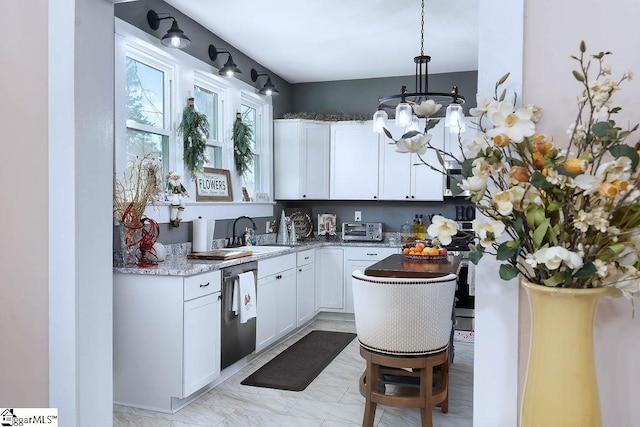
top-left (355, 211), bottom-right (362, 222)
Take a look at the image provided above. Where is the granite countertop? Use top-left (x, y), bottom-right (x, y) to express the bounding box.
top-left (113, 239), bottom-right (404, 277)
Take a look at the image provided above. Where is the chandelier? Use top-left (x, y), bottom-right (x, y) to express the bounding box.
top-left (373, 0), bottom-right (465, 134)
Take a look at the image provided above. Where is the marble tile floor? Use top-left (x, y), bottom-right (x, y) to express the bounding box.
top-left (114, 319), bottom-right (474, 426)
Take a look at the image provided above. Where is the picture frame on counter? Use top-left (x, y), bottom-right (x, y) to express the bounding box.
top-left (195, 168), bottom-right (233, 202)
top-left (318, 213), bottom-right (337, 236)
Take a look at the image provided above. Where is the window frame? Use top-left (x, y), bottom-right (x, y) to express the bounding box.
top-left (239, 90), bottom-right (272, 200)
top-left (115, 35), bottom-right (178, 180)
top-left (193, 71), bottom-right (228, 169)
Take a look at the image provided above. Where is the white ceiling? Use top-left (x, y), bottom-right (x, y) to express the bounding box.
top-left (164, 0), bottom-right (479, 84)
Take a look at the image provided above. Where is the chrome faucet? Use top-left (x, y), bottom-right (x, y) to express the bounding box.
top-left (229, 216), bottom-right (257, 247)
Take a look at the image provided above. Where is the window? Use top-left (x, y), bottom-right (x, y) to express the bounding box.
top-left (240, 104), bottom-right (258, 199)
top-left (123, 50), bottom-right (173, 175)
top-left (239, 93), bottom-right (270, 201)
top-left (193, 74), bottom-right (226, 169)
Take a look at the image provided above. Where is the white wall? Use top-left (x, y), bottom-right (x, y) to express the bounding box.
top-left (0, 0), bottom-right (49, 407)
top-left (523, 1), bottom-right (640, 425)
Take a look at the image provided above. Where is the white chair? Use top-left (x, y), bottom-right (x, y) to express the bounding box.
top-left (351, 270), bottom-right (457, 427)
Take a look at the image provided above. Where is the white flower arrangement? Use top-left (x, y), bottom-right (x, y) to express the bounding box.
top-left (385, 41), bottom-right (640, 297)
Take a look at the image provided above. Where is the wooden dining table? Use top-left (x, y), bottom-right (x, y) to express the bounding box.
top-left (364, 254), bottom-right (463, 279)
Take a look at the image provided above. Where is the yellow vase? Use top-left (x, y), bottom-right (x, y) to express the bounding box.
top-left (520, 280), bottom-right (607, 427)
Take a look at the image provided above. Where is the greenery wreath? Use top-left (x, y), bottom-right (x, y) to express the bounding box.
top-left (233, 112), bottom-right (254, 177)
top-left (177, 97), bottom-right (209, 179)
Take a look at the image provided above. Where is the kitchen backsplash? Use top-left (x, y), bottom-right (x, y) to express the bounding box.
top-left (279, 199), bottom-right (475, 232)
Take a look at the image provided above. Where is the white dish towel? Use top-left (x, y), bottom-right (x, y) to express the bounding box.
top-left (238, 271), bottom-right (257, 323)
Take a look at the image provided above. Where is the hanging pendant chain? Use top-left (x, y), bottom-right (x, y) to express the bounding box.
top-left (420, 0), bottom-right (425, 56)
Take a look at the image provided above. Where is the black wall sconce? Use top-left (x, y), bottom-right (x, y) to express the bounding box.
top-left (146, 10), bottom-right (191, 49)
top-left (208, 44), bottom-right (242, 77)
top-left (250, 69), bottom-right (279, 96)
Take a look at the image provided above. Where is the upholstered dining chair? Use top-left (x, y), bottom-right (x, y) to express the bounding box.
top-left (351, 270), bottom-right (458, 427)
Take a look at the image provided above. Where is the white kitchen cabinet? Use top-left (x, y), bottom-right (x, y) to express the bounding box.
top-left (296, 249), bottom-right (315, 326)
top-left (256, 274), bottom-right (277, 352)
top-left (343, 247), bottom-right (400, 313)
top-left (114, 270), bottom-right (221, 413)
top-left (256, 253), bottom-right (296, 352)
top-left (315, 247), bottom-right (345, 311)
top-left (330, 121), bottom-right (380, 200)
top-left (274, 119), bottom-right (331, 200)
top-left (183, 293), bottom-right (220, 397)
top-left (378, 120), bottom-right (444, 201)
top-left (276, 268), bottom-right (296, 336)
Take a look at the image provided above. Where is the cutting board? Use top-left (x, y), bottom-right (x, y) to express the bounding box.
top-left (187, 250), bottom-right (253, 260)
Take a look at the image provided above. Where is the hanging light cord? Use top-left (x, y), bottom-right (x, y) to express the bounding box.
top-left (420, 0), bottom-right (425, 57)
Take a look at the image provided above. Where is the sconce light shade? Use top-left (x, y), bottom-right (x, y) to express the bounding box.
top-left (147, 10), bottom-right (191, 49)
top-left (250, 68), bottom-right (279, 96)
top-left (209, 44), bottom-right (242, 76)
top-left (372, 108), bottom-right (388, 133)
top-left (259, 77), bottom-right (279, 96)
top-left (445, 102), bottom-right (466, 133)
top-left (395, 102), bottom-right (413, 127)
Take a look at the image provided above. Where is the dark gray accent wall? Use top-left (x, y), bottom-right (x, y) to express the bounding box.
top-left (290, 71), bottom-right (478, 118)
top-left (114, 0), bottom-right (295, 118)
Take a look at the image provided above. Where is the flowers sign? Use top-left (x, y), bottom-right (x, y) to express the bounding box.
top-left (386, 42), bottom-right (640, 296)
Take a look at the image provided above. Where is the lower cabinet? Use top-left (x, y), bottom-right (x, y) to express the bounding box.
top-left (296, 249), bottom-right (316, 326)
top-left (113, 270), bottom-right (222, 413)
top-left (315, 247), bottom-right (345, 311)
top-left (256, 253), bottom-right (297, 352)
top-left (183, 293), bottom-right (221, 397)
top-left (343, 247), bottom-right (400, 313)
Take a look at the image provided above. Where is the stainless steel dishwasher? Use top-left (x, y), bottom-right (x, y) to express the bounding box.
top-left (220, 261), bottom-right (257, 369)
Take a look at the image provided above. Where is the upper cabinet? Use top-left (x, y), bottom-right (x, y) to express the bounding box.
top-left (274, 120), bottom-right (331, 200)
top-left (330, 121), bottom-right (379, 200)
top-left (378, 120), bottom-right (445, 201)
top-left (273, 118), bottom-right (453, 201)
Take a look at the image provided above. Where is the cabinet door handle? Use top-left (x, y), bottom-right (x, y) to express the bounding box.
top-left (298, 268), bottom-right (302, 272)
top-left (304, 256), bottom-right (309, 260)
top-left (366, 253), bottom-right (377, 257)
top-left (276, 274), bottom-right (282, 279)
top-left (200, 282), bottom-right (210, 288)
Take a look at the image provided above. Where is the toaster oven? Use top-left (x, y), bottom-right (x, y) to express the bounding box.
top-left (342, 222), bottom-right (383, 241)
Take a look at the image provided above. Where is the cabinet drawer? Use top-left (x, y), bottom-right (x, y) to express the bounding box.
top-left (296, 249), bottom-right (315, 266)
top-left (344, 246), bottom-right (398, 260)
top-left (184, 270), bottom-right (221, 301)
top-left (258, 253), bottom-right (296, 279)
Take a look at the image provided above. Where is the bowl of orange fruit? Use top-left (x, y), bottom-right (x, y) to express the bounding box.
top-left (402, 241), bottom-right (448, 262)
